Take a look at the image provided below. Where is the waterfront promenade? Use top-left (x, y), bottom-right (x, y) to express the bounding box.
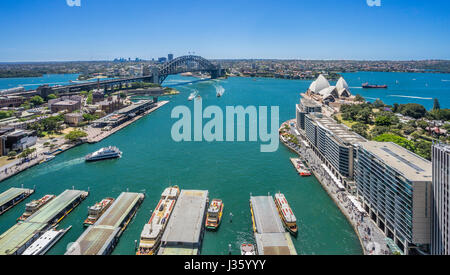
top-left (86, 100), bottom-right (169, 143)
top-left (280, 120), bottom-right (390, 255)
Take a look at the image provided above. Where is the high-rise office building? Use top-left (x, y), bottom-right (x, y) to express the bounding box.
top-left (431, 143), bottom-right (450, 255)
top-left (168, 54), bottom-right (174, 61)
top-left (355, 141), bottom-right (432, 254)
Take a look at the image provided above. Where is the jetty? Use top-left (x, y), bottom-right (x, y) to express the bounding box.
top-left (158, 190), bottom-right (209, 255)
top-left (65, 192), bottom-right (144, 255)
top-left (0, 189), bottom-right (88, 255)
top-left (0, 187), bottom-right (34, 216)
top-left (250, 196), bottom-right (297, 255)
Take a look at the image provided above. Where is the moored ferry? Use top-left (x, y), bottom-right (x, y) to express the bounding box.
top-left (274, 193), bottom-right (298, 236)
top-left (18, 195), bottom-right (56, 222)
top-left (205, 199), bottom-right (224, 230)
top-left (22, 226), bottom-right (72, 255)
top-left (137, 186), bottom-right (180, 255)
top-left (83, 198), bottom-right (115, 226)
top-left (241, 243), bottom-right (257, 255)
top-left (290, 158), bottom-right (311, 176)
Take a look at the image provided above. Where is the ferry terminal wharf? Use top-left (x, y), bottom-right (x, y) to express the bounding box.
top-left (0, 187), bottom-right (34, 216)
top-left (250, 196), bottom-right (297, 255)
top-left (0, 189), bottom-right (88, 255)
top-left (158, 190), bottom-right (209, 255)
top-left (65, 192), bottom-right (144, 255)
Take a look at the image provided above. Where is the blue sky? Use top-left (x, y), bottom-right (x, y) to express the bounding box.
top-left (0, 0), bottom-right (449, 61)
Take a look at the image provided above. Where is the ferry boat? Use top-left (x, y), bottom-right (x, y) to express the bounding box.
top-left (137, 186), bottom-right (180, 255)
top-left (83, 198), bottom-right (115, 226)
top-left (274, 193), bottom-right (298, 236)
top-left (362, 82), bottom-right (388, 89)
top-left (290, 158), bottom-right (311, 177)
top-left (85, 146), bottom-right (122, 162)
top-left (205, 199), bottom-right (224, 230)
top-left (240, 243), bottom-right (257, 255)
top-left (18, 195), bottom-right (56, 222)
top-left (22, 226), bottom-right (72, 255)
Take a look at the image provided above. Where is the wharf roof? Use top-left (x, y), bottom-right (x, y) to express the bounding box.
top-left (250, 196), bottom-right (285, 234)
top-left (161, 190), bottom-right (208, 245)
top-left (0, 188), bottom-right (31, 207)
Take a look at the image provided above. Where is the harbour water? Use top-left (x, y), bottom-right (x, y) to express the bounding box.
top-left (0, 71), bottom-right (448, 255)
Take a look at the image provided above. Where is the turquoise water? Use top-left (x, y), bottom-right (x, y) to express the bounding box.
top-left (340, 72), bottom-right (450, 109)
top-left (0, 74), bottom-right (81, 91)
top-left (0, 75), bottom-right (364, 255)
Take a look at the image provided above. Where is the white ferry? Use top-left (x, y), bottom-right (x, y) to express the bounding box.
top-left (240, 243), bottom-right (257, 255)
top-left (274, 193), bottom-right (298, 236)
top-left (137, 186), bottom-right (180, 255)
top-left (85, 146), bottom-right (122, 162)
top-left (22, 226), bottom-right (72, 255)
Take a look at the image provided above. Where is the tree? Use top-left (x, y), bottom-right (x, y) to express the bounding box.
top-left (19, 148), bottom-right (36, 159)
top-left (392, 103), bottom-right (400, 113)
top-left (374, 133), bottom-right (415, 152)
top-left (375, 115), bottom-right (392, 127)
top-left (83, 113), bottom-right (99, 122)
top-left (47, 94), bottom-right (57, 100)
top-left (371, 126), bottom-right (389, 137)
top-left (417, 120), bottom-right (429, 130)
top-left (398, 103), bottom-right (427, 119)
top-left (355, 94), bottom-right (365, 102)
top-left (433, 98), bottom-right (441, 111)
top-left (7, 151), bottom-right (17, 159)
top-left (414, 140), bottom-right (432, 160)
top-left (352, 123), bottom-right (369, 138)
top-left (65, 130), bottom-right (87, 142)
top-left (30, 96), bottom-right (44, 106)
top-left (0, 110), bottom-right (13, 120)
top-left (373, 99), bottom-right (385, 108)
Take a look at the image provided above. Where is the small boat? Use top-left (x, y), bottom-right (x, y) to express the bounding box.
top-left (241, 243), bottom-right (256, 255)
top-left (290, 158), bottom-right (311, 177)
top-left (205, 199), bottom-right (224, 230)
top-left (85, 146), bottom-right (122, 162)
top-left (188, 91), bottom-right (198, 101)
top-left (362, 82), bottom-right (388, 89)
top-left (40, 155), bottom-right (55, 164)
top-left (18, 194), bottom-right (56, 222)
top-left (83, 198), bottom-right (115, 226)
top-left (137, 186), bottom-right (180, 255)
top-left (22, 226), bottom-right (72, 255)
top-left (274, 193), bottom-right (298, 236)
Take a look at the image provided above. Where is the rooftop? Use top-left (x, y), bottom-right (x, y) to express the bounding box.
top-left (359, 141), bottom-right (432, 182)
top-left (161, 190), bottom-right (208, 245)
top-left (307, 113), bottom-right (367, 145)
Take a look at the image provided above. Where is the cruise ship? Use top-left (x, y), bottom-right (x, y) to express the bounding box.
top-left (274, 193), bottom-right (298, 236)
top-left (83, 198), bottom-right (115, 226)
top-left (18, 195), bottom-right (56, 222)
top-left (85, 146), bottom-right (122, 162)
top-left (22, 226), bottom-right (71, 255)
top-left (137, 186), bottom-right (180, 255)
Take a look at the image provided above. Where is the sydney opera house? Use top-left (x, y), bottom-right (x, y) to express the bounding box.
top-left (302, 74), bottom-right (358, 113)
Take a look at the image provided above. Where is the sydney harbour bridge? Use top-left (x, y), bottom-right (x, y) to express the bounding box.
top-left (29, 55), bottom-right (225, 98)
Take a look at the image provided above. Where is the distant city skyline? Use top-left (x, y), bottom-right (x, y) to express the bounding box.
top-left (1, 0), bottom-right (449, 62)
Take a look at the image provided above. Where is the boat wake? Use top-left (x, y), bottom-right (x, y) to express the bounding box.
top-left (214, 84), bottom-right (225, 97)
top-left (388, 95), bottom-right (432, 100)
top-left (442, 80), bottom-right (450, 82)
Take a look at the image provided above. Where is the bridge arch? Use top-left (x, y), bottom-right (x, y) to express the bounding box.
top-left (157, 55), bottom-right (223, 84)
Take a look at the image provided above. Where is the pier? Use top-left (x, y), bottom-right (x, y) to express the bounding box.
top-left (0, 187), bottom-right (34, 216)
top-left (250, 196), bottom-right (297, 255)
top-left (158, 190), bottom-right (209, 255)
top-left (0, 189), bottom-right (88, 255)
top-left (65, 192), bottom-right (144, 255)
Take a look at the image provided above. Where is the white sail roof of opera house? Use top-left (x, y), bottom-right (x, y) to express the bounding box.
top-left (308, 74), bottom-right (330, 93)
top-left (336, 77), bottom-right (349, 91)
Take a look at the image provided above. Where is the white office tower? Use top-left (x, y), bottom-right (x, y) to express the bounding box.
top-left (431, 143), bottom-right (450, 255)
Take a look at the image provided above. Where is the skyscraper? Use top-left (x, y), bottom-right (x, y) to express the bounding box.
top-left (168, 54), bottom-right (174, 61)
top-left (431, 143), bottom-right (450, 255)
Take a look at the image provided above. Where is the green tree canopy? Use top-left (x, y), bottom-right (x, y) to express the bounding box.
top-left (398, 103), bottom-right (427, 119)
top-left (373, 133), bottom-right (416, 152)
top-left (65, 130), bottom-right (87, 142)
top-left (30, 96), bottom-right (44, 106)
